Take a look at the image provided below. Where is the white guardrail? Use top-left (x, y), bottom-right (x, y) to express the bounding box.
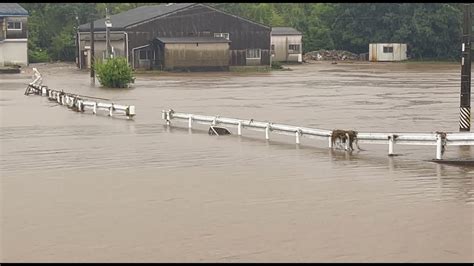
top-left (162, 109), bottom-right (474, 160)
top-left (24, 68), bottom-right (135, 119)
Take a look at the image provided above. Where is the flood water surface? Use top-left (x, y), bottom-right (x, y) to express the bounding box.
top-left (1, 62), bottom-right (473, 262)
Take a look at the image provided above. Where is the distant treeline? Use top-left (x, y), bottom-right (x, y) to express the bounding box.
top-left (20, 3), bottom-right (465, 62)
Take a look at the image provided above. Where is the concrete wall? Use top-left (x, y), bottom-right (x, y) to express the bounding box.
top-left (271, 35), bottom-right (302, 62)
top-left (0, 39), bottom-right (28, 66)
top-left (369, 43), bottom-right (407, 62)
top-left (164, 42), bottom-right (229, 70)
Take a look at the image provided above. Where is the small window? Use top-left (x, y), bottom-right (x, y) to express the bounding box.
top-left (246, 48), bottom-right (261, 59)
top-left (139, 50), bottom-right (152, 60)
top-left (288, 44), bottom-right (300, 53)
top-left (214, 33), bottom-right (230, 40)
top-left (7, 21), bottom-right (22, 30)
top-left (383, 46), bottom-right (393, 53)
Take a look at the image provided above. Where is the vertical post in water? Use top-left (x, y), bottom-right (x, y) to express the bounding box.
top-left (265, 124), bottom-right (270, 140)
top-left (436, 133), bottom-right (443, 160)
top-left (460, 3), bottom-right (472, 131)
top-left (388, 135), bottom-right (395, 156)
top-left (90, 13), bottom-right (95, 86)
top-left (237, 121), bottom-right (242, 136)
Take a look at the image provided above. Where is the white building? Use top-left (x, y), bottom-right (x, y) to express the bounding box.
top-left (0, 3), bottom-right (28, 67)
top-left (271, 27), bottom-right (302, 63)
top-left (369, 43), bottom-right (407, 62)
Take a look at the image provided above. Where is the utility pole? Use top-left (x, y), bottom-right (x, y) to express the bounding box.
top-left (90, 17), bottom-right (95, 85)
top-left (459, 3), bottom-right (472, 131)
top-left (105, 7), bottom-right (111, 59)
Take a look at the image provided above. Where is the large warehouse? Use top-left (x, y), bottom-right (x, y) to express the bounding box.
top-left (77, 3), bottom-right (272, 71)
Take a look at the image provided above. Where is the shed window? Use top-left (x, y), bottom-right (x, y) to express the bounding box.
top-left (7, 21), bottom-right (22, 30)
top-left (246, 48), bottom-right (261, 59)
top-left (214, 33), bottom-right (230, 40)
top-left (288, 44), bottom-right (300, 53)
top-left (139, 50), bottom-right (152, 60)
top-left (383, 46), bottom-right (393, 53)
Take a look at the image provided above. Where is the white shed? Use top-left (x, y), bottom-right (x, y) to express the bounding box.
top-left (369, 43), bottom-right (407, 62)
top-left (271, 27), bottom-right (303, 63)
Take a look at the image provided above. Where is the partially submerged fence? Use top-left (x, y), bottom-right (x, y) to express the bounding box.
top-left (24, 68), bottom-right (136, 119)
top-left (162, 109), bottom-right (474, 160)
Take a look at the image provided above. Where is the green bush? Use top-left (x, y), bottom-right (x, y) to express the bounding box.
top-left (271, 61), bottom-right (283, 70)
top-left (29, 49), bottom-right (50, 63)
top-left (94, 56), bottom-right (134, 88)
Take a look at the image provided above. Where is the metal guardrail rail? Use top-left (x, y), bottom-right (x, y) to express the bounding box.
top-left (25, 68), bottom-right (135, 119)
top-left (162, 109), bottom-right (474, 160)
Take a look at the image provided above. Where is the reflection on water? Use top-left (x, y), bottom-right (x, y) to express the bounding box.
top-left (1, 62), bottom-right (473, 262)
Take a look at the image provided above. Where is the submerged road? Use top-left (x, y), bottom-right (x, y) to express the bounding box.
top-left (1, 62), bottom-right (472, 262)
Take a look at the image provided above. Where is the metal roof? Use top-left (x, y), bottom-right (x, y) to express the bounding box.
top-left (0, 3), bottom-right (28, 16)
top-left (271, 27), bottom-right (302, 36)
top-left (78, 3), bottom-right (197, 31)
top-left (156, 36), bottom-right (231, 44)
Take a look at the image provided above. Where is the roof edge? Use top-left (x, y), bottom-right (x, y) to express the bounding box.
top-left (200, 4), bottom-right (271, 30)
top-left (124, 3), bottom-right (199, 29)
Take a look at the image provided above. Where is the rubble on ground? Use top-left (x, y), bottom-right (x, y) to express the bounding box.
top-left (303, 49), bottom-right (363, 62)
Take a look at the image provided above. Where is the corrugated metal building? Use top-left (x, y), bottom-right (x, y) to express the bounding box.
top-left (0, 3), bottom-right (29, 66)
top-left (369, 43), bottom-right (407, 62)
top-left (271, 27), bottom-right (302, 63)
top-left (77, 3), bottom-right (271, 71)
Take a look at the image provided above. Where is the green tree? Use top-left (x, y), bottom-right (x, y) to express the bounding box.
top-left (95, 57), bottom-right (134, 88)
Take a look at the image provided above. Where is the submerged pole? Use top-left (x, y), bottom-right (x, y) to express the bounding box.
top-left (459, 3), bottom-right (472, 131)
top-left (90, 11), bottom-right (95, 86)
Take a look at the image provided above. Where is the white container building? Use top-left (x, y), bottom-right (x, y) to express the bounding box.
top-left (369, 43), bottom-right (407, 62)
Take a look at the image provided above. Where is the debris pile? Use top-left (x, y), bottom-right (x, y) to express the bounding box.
top-left (304, 49), bottom-right (361, 62)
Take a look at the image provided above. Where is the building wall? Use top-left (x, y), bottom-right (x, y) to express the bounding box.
top-left (271, 35), bottom-right (302, 62)
top-left (0, 18), bottom-right (5, 40)
top-left (369, 43), bottom-right (407, 62)
top-left (78, 32), bottom-right (126, 68)
top-left (126, 4), bottom-right (271, 67)
top-left (4, 16), bottom-right (28, 39)
top-left (163, 42), bottom-right (229, 70)
top-left (0, 39), bottom-right (28, 66)
top-left (0, 41), bottom-right (4, 66)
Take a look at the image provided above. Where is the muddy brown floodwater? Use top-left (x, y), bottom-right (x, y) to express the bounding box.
top-left (1, 62), bottom-right (473, 262)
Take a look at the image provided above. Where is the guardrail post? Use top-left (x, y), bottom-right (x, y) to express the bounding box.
top-left (388, 134), bottom-right (395, 156)
top-left (92, 102), bottom-right (97, 114)
top-left (436, 133), bottom-right (443, 160)
top-left (237, 121), bottom-right (242, 136)
top-left (296, 129), bottom-right (301, 144)
top-left (166, 111), bottom-right (171, 126)
top-left (265, 123), bottom-right (270, 140)
top-left (109, 105), bottom-right (113, 117)
top-left (127, 106), bottom-right (135, 119)
top-left (344, 133), bottom-right (350, 150)
top-left (188, 116), bottom-right (193, 129)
